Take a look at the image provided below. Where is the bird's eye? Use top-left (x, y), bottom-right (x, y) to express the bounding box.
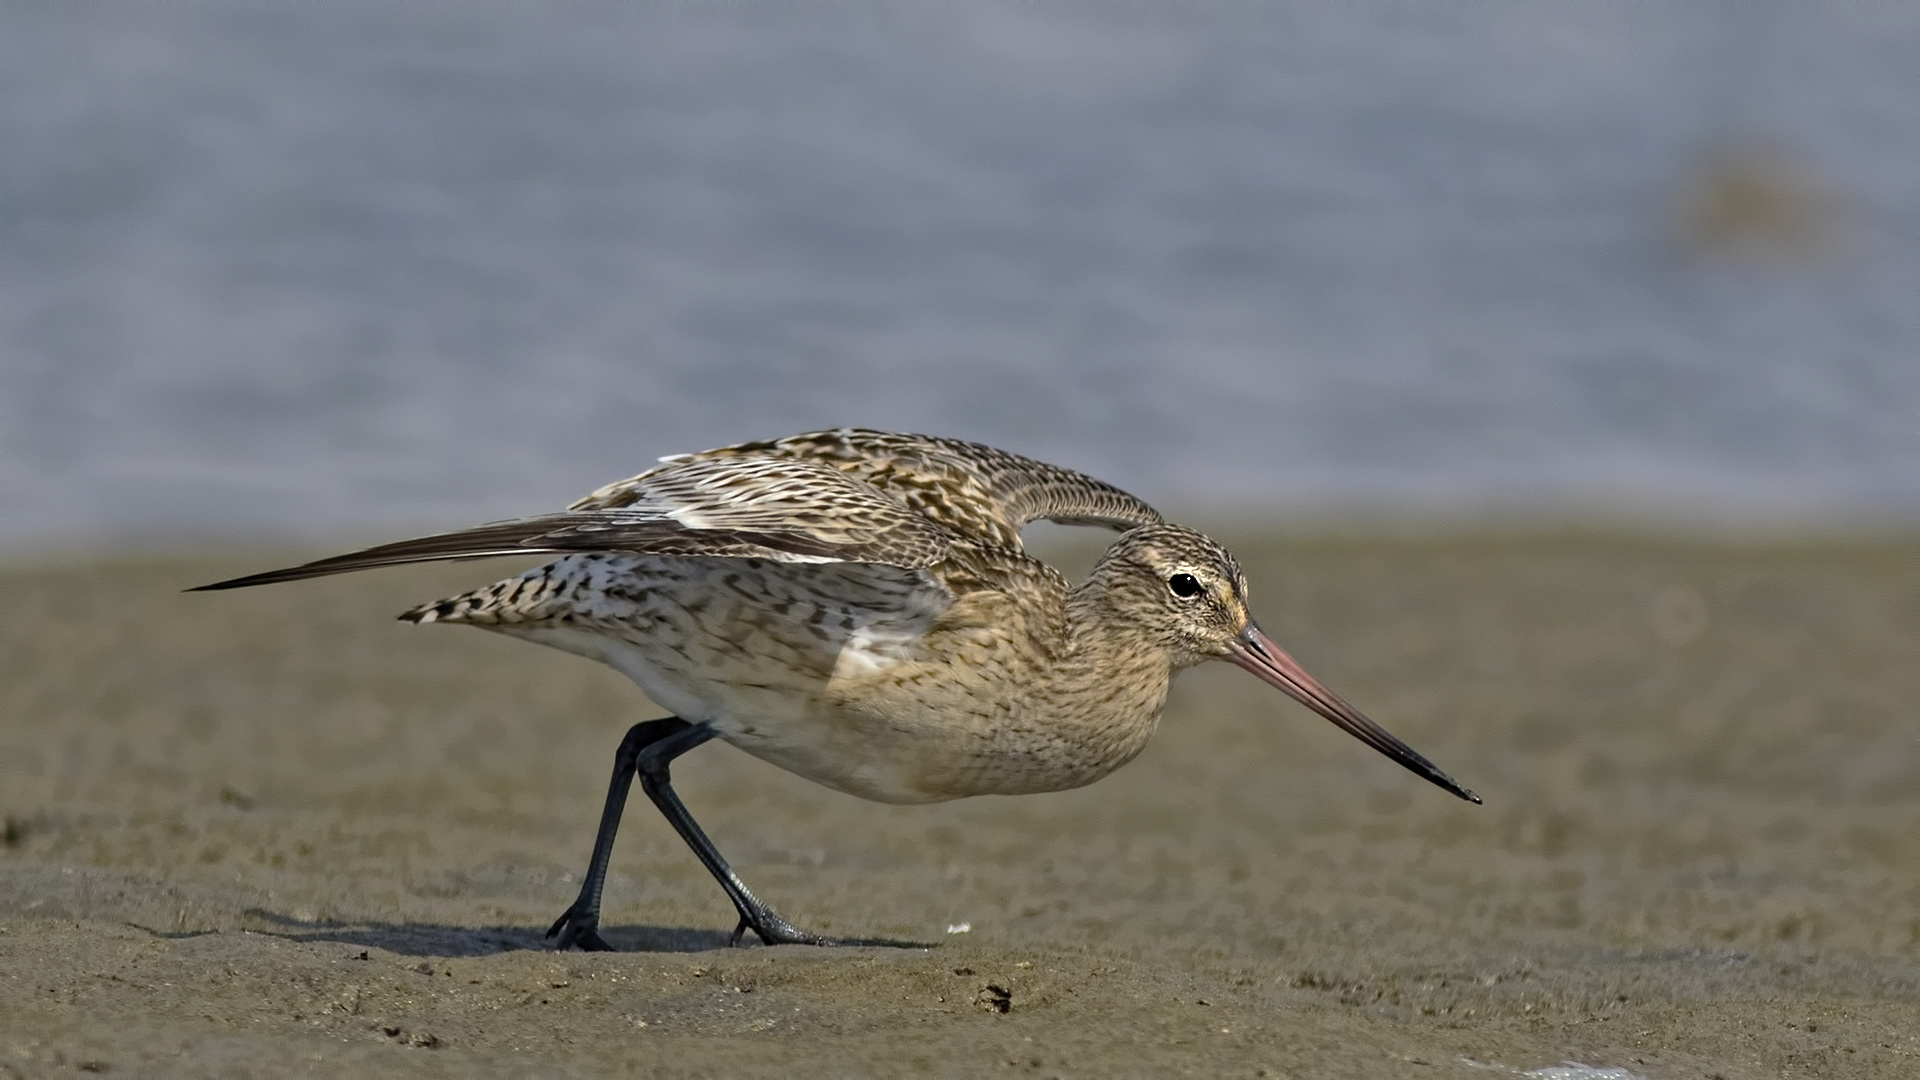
top-left (1168, 572), bottom-right (1204, 599)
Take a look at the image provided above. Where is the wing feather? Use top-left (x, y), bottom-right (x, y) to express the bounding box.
top-left (193, 455), bottom-right (951, 591)
top-left (576, 428), bottom-right (1162, 549)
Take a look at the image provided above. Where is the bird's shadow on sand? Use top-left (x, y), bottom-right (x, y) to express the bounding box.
top-left (233, 908), bottom-right (727, 955)
top-left (198, 909), bottom-right (934, 957)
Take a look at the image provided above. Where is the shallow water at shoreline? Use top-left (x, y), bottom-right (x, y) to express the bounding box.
top-left (2, 533), bottom-right (1917, 1077)
top-left (7, 5), bottom-right (1920, 545)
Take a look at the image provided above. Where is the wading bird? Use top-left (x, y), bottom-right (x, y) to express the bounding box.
top-left (197, 429), bottom-right (1478, 949)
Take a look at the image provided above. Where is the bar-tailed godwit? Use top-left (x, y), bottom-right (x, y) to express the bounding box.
top-left (197, 429), bottom-right (1478, 949)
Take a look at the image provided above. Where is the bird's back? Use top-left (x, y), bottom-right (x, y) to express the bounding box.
top-left (572, 428), bottom-right (1163, 551)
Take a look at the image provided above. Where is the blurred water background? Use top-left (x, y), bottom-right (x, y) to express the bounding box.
top-left (3, 3), bottom-right (1916, 550)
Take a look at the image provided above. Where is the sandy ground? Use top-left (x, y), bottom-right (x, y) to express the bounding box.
top-left (1, 532), bottom-right (1916, 1078)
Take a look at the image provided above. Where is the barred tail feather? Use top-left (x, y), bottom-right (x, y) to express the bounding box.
top-left (400, 565), bottom-right (574, 626)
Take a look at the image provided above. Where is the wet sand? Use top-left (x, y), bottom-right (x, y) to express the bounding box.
top-left (2, 532), bottom-right (1916, 1078)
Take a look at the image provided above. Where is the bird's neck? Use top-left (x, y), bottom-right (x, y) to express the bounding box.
top-left (1048, 581), bottom-right (1178, 764)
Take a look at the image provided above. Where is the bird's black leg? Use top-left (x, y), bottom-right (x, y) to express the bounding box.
top-left (633, 722), bottom-right (838, 946)
top-left (547, 717), bottom-right (838, 950)
top-left (546, 717), bottom-right (693, 951)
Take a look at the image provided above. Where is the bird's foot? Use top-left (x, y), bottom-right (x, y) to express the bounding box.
top-left (546, 904), bottom-right (615, 952)
top-left (728, 913), bottom-right (933, 949)
top-left (730, 912), bottom-right (836, 947)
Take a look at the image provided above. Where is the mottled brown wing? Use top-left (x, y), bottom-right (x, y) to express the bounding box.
top-left (575, 428), bottom-right (1163, 550)
top-left (193, 455), bottom-right (952, 591)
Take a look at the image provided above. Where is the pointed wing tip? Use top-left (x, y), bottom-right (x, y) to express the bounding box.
top-left (185, 565), bottom-right (333, 591)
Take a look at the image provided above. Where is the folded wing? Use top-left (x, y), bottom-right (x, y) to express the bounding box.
top-left (192, 455), bottom-right (953, 591)
top-left (575, 428), bottom-right (1163, 550)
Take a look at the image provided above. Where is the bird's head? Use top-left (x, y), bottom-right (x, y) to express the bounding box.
top-left (1087, 524), bottom-right (1253, 666)
top-left (1089, 524), bottom-right (1480, 804)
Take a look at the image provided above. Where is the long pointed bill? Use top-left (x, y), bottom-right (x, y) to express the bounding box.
top-left (1227, 623), bottom-right (1480, 804)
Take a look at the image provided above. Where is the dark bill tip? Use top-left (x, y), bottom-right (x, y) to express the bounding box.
top-left (1228, 624), bottom-right (1481, 804)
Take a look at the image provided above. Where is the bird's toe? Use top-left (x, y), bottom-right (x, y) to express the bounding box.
top-left (547, 908), bottom-right (614, 952)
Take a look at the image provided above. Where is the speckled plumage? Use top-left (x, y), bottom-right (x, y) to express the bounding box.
top-left (199, 429), bottom-right (1475, 947)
